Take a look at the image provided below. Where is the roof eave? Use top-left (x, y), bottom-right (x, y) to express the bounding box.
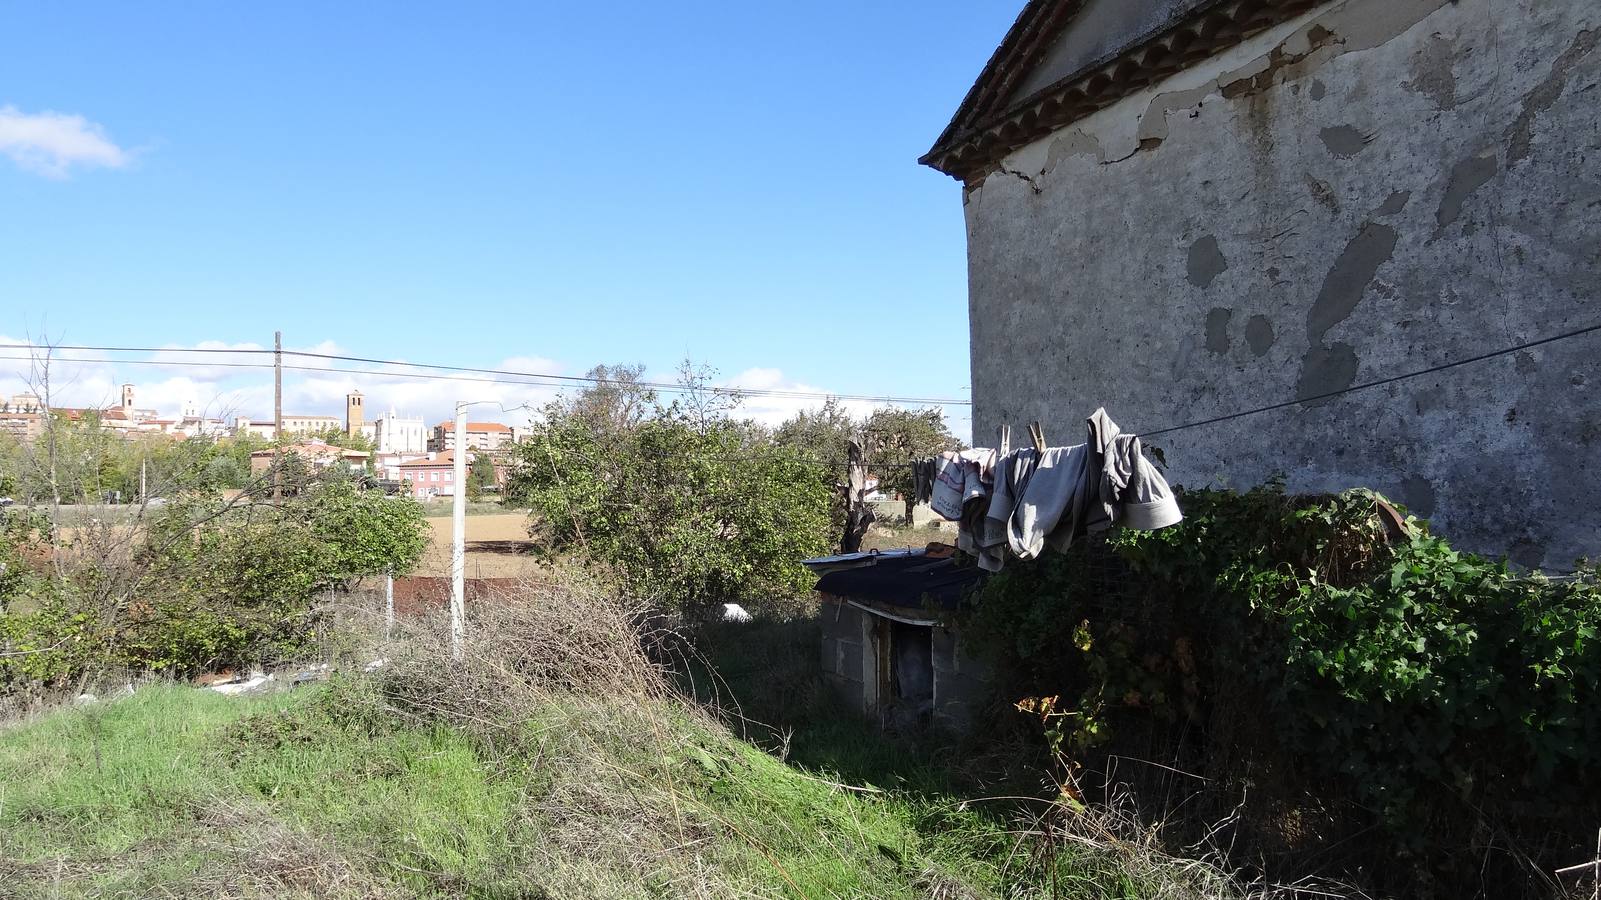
top-left (921, 0), bottom-right (1326, 183)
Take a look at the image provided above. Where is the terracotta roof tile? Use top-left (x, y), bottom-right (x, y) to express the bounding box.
top-left (399, 450), bottom-right (457, 468)
top-left (432, 421), bottom-right (511, 432)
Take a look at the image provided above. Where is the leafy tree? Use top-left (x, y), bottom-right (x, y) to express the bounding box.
top-left (210, 432), bottom-right (269, 488)
top-left (466, 454), bottom-right (498, 501)
top-left (562, 363), bottom-right (656, 436)
top-left (508, 382), bottom-right (832, 618)
top-left (0, 416), bottom-right (274, 504)
top-left (17, 410), bottom-right (138, 503)
top-left (201, 454), bottom-right (245, 489)
top-left (300, 478), bottom-right (428, 584)
top-left (864, 407), bottom-right (962, 521)
top-left (141, 435), bottom-right (228, 497)
top-left (773, 398), bottom-right (857, 469)
top-left (775, 401), bottom-right (962, 523)
top-left (310, 426), bottom-right (376, 454)
top-left (674, 358), bottom-right (744, 434)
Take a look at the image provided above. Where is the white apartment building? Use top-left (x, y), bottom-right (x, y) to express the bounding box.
top-left (373, 409), bottom-right (428, 454)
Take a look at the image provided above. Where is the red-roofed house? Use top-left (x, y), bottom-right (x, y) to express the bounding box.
top-left (248, 441), bottom-right (371, 476)
top-left (427, 421), bottom-right (514, 453)
top-left (397, 450), bottom-right (509, 499)
top-left (398, 450), bottom-right (461, 499)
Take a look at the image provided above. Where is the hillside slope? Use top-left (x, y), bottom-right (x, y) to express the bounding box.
top-left (0, 586), bottom-right (1234, 899)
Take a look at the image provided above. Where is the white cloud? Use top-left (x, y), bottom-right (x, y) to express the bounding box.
top-left (147, 340), bottom-right (273, 381)
top-left (0, 358), bottom-right (247, 424)
top-left (720, 367), bottom-right (972, 443)
top-left (720, 367), bottom-right (877, 428)
top-left (0, 105), bottom-right (129, 178)
top-left (280, 356), bottom-right (564, 429)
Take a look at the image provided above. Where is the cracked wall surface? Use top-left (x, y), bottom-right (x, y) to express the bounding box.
top-left (963, 0), bottom-right (1600, 568)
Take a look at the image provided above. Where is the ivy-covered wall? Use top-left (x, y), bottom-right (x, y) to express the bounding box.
top-left (963, 485), bottom-right (1601, 896)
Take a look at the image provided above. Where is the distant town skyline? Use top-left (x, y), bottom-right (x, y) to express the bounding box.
top-left (0, 335), bottom-right (971, 438)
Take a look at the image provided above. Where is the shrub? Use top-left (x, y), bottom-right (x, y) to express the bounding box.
top-left (126, 515), bottom-right (338, 671)
top-left (508, 411), bottom-right (833, 617)
top-left (0, 507), bottom-right (53, 615)
top-left (1, 480), bottom-right (430, 690)
top-left (965, 483), bottom-right (1601, 895)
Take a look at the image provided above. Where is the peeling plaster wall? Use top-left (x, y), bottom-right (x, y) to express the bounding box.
top-left (964, 0), bottom-right (1600, 568)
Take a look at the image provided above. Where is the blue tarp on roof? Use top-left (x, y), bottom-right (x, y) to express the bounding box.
top-left (814, 553), bottom-right (985, 612)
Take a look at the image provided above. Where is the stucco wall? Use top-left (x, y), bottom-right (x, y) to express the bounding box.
top-left (963, 0), bottom-right (1599, 568)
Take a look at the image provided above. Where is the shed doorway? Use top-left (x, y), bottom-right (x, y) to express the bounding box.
top-left (877, 618), bottom-right (934, 730)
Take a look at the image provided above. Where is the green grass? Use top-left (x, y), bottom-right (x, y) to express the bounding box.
top-left (0, 685), bottom-right (519, 897)
top-left (0, 681), bottom-right (1058, 898)
top-left (0, 638), bottom-right (1231, 898)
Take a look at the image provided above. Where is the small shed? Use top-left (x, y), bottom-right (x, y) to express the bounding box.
top-left (810, 551), bottom-right (991, 732)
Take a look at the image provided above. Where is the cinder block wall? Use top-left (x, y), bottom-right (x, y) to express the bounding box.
top-left (819, 597), bottom-right (995, 731)
top-left (819, 597), bottom-right (868, 713)
top-left (932, 626), bottom-right (992, 731)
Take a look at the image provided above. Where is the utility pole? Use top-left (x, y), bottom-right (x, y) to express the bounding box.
top-left (273, 331), bottom-right (283, 500)
top-left (450, 402), bottom-right (467, 660)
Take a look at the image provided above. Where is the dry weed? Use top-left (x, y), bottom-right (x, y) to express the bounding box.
top-left (368, 572), bottom-right (762, 898)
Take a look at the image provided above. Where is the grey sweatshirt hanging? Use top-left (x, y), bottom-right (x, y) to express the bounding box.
top-left (974, 409), bottom-right (1182, 572)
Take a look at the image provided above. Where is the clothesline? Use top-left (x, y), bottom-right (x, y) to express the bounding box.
top-left (906, 408), bottom-right (1184, 573)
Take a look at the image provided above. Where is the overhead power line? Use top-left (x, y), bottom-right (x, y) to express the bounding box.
top-left (1140, 321), bottom-right (1601, 437)
top-left (278, 348), bottom-right (969, 404)
top-left (4, 319), bottom-right (1597, 429)
top-left (0, 355), bottom-right (269, 372)
top-left (0, 344), bottom-right (278, 356)
top-left (0, 343), bottom-right (971, 407)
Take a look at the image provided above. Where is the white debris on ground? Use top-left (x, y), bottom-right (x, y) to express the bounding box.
top-left (63, 684), bottom-right (139, 707)
top-left (207, 672), bottom-right (274, 696)
top-left (289, 663), bottom-right (332, 687)
top-left (197, 662), bottom-right (358, 697)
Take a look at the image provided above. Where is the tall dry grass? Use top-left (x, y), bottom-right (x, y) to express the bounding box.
top-left (366, 573), bottom-right (790, 898)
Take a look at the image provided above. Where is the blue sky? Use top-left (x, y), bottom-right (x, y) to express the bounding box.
top-left (0, 2), bottom-right (1019, 436)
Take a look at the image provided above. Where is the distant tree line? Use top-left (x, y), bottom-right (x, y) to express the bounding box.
top-left (0, 414), bottom-right (269, 504)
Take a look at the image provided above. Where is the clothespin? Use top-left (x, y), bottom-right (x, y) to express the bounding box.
top-left (1028, 421), bottom-right (1047, 453)
top-left (996, 424), bottom-right (1010, 456)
